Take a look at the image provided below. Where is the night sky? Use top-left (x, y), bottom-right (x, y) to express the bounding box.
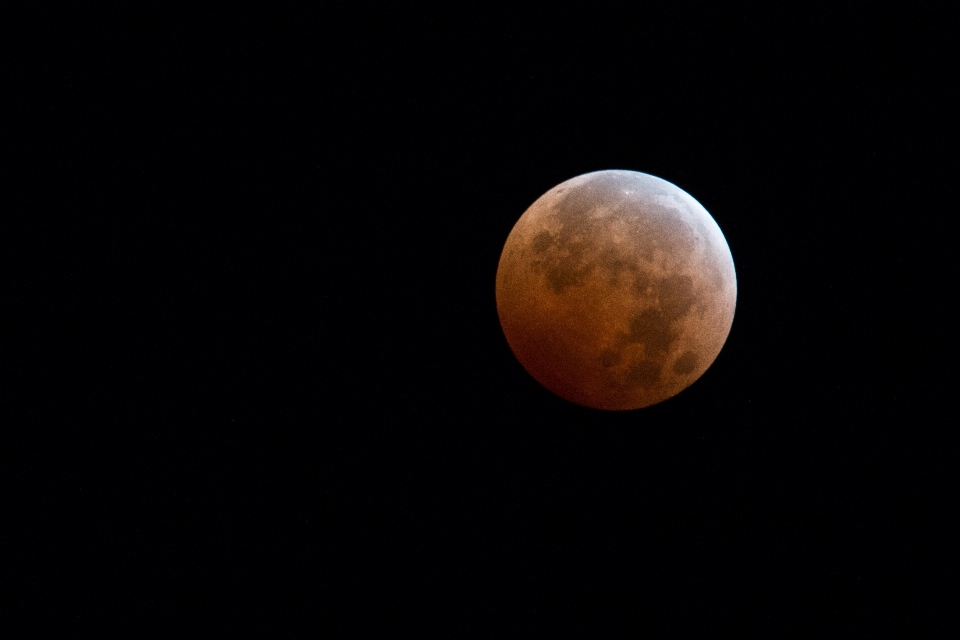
top-left (7, 6), bottom-right (956, 635)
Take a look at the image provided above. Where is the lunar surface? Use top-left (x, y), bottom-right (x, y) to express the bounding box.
top-left (496, 170), bottom-right (736, 410)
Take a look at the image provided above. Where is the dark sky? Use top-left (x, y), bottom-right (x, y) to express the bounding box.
top-left (7, 6), bottom-right (956, 635)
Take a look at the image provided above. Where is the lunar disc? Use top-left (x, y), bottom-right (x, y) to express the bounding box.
top-left (495, 169), bottom-right (736, 410)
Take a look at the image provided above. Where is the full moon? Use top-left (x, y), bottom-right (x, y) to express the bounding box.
top-left (496, 170), bottom-right (737, 410)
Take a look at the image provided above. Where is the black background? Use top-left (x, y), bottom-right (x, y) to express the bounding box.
top-left (5, 5), bottom-right (957, 635)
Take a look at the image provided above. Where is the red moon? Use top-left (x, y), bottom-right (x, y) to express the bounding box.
top-left (496, 170), bottom-right (737, 410)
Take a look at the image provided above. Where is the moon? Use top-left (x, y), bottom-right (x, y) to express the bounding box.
top-left (496, 170), bottom-right (737, 410)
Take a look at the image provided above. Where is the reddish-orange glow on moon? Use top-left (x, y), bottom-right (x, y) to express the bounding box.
top-left (496, 170), bottom-right (737, 410)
